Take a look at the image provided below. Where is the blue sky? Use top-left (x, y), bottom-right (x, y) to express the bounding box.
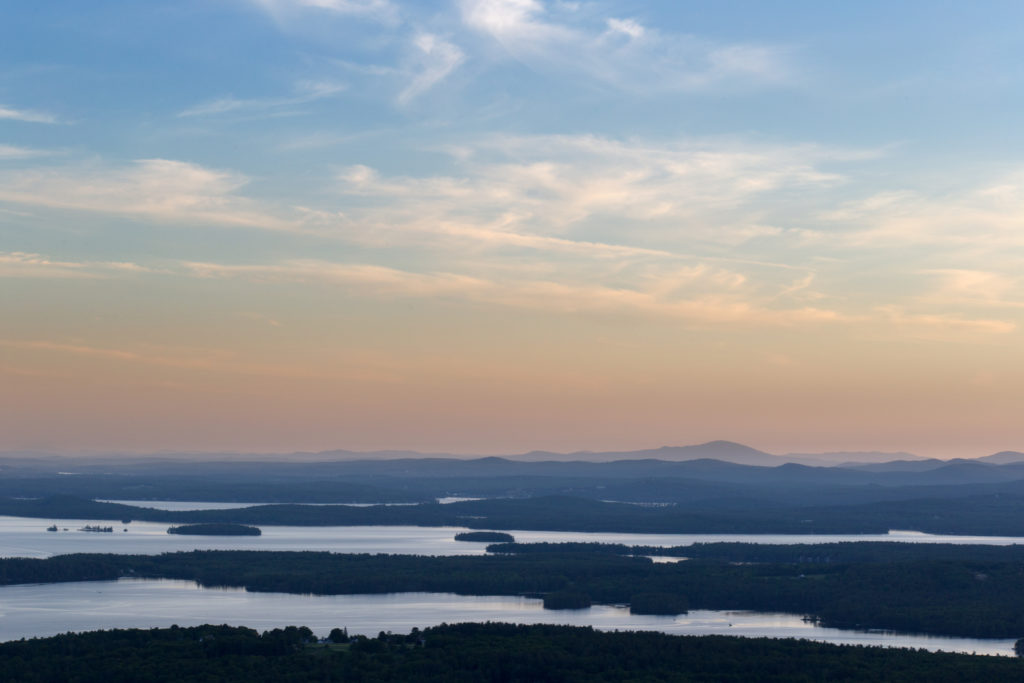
top-left (2, 1), bottom-right (1024, 456)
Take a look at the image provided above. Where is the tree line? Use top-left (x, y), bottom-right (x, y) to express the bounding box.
top-left (3, 622), bottom-right (1024, 682)
top-left (11, 492), bottom-right (1024, 535)
top-left (5, 548), bottom-right (1024, 638)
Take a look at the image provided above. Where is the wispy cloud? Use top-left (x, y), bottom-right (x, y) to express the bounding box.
top-left (183, 257), bottom-right (843, 326)
top-left (397, 33), bottom-right (465, 104)
top-left (460, 0), bottom-right (793, 91)
top-left (874, 306), bottom-right (1015, 335)
top-left (605, 18), bottom-right (644, 40)
top-left (1, 339), bottom-right (143, 362)
top-left (9, 249), bottom-right (1006, 336)
top-left (335, 134), bottom-right (847, 253)
top-left (462, 0), bottom-right (573, 47)
top-left (0, 338), bottom-right (317, 379)
top-left (922, 269), bottom-right (1024, 308)
top-left (0, 252), bottom-right (149, 279)
top-left (251, 0), bottom-right (399, 26)
top-left (813, 171), bottom-right (1024, 278)
top-left (5, 135), bottom-right (1015, 340)
top-left (249, 0), bottom-right (792, 108)
top-left (181, 257), bottom-right (1018, 336)
top-left (0, 144), bottom-right (51, 160)
top-left (0, 104), bottom-right (59, 124)
top-left (0, 159), bottom-right (297, 230)
top-left (179, 80), bottom-right (346, 117)
top-left (0, 336), bottom-right (402, 384)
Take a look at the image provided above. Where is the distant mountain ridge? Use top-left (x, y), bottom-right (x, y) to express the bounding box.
top-left (476, 441), bottom-right (927, 467)
top-left (782, 451), bottom-right (921, 466)
top-left (6, 442), bottom-right (1024, 509)
top-left (515, 441), bottom-right (778, 465)
top-left (977, 451), bottom-right (1024, 465)
top-left (311, 440), bottom-right (922, 467)
top-left (2, 441), bottom-right (1018, 468)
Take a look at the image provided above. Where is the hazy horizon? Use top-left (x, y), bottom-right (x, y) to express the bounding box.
top-left (4, 2), bottom-right (1024, 460)
top-left (0, 439), bottom-right (1011, 462)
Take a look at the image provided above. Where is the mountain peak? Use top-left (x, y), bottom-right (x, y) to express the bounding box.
top-left (977, 451), bottom-right (1024, 465)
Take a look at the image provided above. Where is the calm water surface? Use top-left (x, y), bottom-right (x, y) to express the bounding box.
top-left (0, 516), bottom-right (483, 559)
top-left (4, 511), bottom-right (1024, 559)
top-left (98, 499), bottom-right (475, 509)
top-left (4, 510), bottom-right (1024, 559)
top-left (4, 505), bottom-right (1020, 657)
top-left (0, 579), bottom-right (1012, 656)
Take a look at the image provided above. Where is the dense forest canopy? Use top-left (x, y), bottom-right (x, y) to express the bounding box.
top-left (9, 492), bottom-right (1024, 535)
top-left (5, 545), bottom-right (1024, 638)
top-left (2, 622), bottom-right (1023, 682)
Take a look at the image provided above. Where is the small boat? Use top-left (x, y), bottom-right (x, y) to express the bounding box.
top-left (79, 525), bottom-right (114, 533)
top-left (46, 524), bottom-right (58, 532)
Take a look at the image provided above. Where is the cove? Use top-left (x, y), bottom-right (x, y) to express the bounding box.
top-left (0, 578), bottom-right (1015, 656)
top-left (5, 513), bottom-right (1024, 560)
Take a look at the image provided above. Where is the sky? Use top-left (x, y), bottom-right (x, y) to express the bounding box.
top-left (2, 1), bottom-right (1024, 458)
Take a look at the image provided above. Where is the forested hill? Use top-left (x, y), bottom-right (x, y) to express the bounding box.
top-left (8, 546), bottom-right (1024, 638)
top-left (3, 623), bottom-right (1022, 683)
top-left (9, 491), bottom-right (1024, 535)
top-left (4, 449), bottom-right (1024, 511)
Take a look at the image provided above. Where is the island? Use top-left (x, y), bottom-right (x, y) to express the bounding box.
top-left (629, 592), bottom-right (688, 615)
top-left (166, 523), bottom-right (262, 536)
top-left (454, 531), bottom-right (515, 543)
top-left (542, 590), bottom-right (592, 610)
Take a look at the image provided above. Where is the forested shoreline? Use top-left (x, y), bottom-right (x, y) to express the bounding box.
top-left (10, 493), bottom-right (1024, 535)
top-left (2, 623), bottom-right (1022, 682)
top-left (166, 524), bottom-right (262, 536)
top-left (4, 546), bottom-right (1024, 639)
top-left (489, 540), bottom-right (1024, 562)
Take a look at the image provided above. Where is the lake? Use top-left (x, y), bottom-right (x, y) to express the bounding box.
top-left (0, 578), bottom-right (1013, 656)
top-left (4, 505), bottom-right (1021, 658)
top-left (4, 509), bottom-right (1024, 559)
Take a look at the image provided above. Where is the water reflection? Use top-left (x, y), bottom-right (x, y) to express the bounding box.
top-left (4, 513), bottom-right (1024, 560)
top-left (0, 517), bottom-right (484, 559)
top-left (0, 579), bottom-right (1013, 656)
top-left (99, 498), bottom-right (479, 510)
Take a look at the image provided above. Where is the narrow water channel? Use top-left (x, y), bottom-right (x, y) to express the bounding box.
top-left (0, 579), bottom-right (1014, 656)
